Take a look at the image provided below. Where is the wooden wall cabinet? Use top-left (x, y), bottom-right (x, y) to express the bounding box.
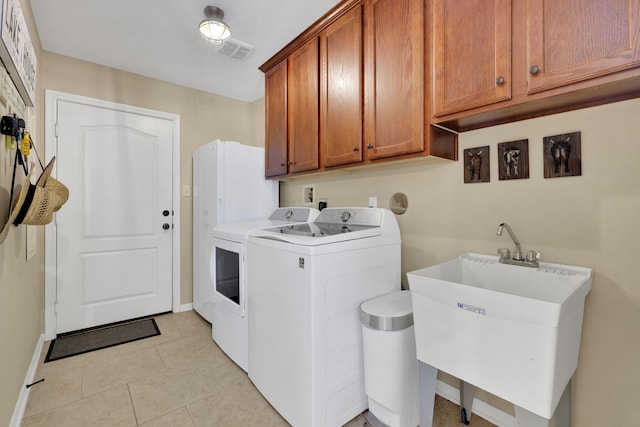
top-left (262, 0), bottom-right (458, 178)
top-left (264, 60), bottom-right (288, 177)
top-left (526, 0), bottom-right (640, 94)
top-left (432, 0), bottom-right (511, 117)
top-left (432, 0), bottom-right (640, 131)
top-left (264, 39), bottom-right (320, 178)
top-left (320, 4), bottom-right (364, 168)
top-left (363, 0), bottom-right (426, 159)
top-left (287, 38), bottom-right (320, 174)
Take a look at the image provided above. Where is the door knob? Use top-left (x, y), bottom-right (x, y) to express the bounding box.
top-left (352, 146), bottom-right (359, 152)
top-left (496, 76), bottom-right (505, 85)
top-left (529, 65), bottom-right (540, 75)
top-left (366, 144), bottom-right (373, 149)
top-left (162, 223), bottom-right (170, 230)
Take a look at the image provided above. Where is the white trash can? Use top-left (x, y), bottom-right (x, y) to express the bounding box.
top-left (360, 290), bottom-right (419, 427)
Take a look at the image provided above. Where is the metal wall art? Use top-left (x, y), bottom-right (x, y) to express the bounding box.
top-left (464, 146), bottom-right (490, 183)
top-left (543, 131), bottom-right (582, 178)
top-left (498, 139), bottom-right (529, 180)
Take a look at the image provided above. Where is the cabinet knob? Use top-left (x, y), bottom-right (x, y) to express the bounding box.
top-left (287, 161), bottom-right (293, 165)
top-left (352, 146), bottom-right (359, 152)
top-left (529, 65), bottom-right (540, 75)
top-left (496, 76), bottom-right (505, 85)
top-left (366, 144), bottom-right (373, 149)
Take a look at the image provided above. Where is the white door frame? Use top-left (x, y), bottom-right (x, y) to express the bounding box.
top-left (43, 90), bottom-right (181, 340)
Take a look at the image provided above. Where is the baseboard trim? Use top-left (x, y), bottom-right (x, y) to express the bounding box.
top-left (179, 303), bottom-right (193, 312)
top-left (10, 334), bottom-right (45, 427)
top-left (436, 380), bottom-right (516, 427)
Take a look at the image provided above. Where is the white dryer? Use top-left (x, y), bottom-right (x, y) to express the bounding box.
top-left (210, 207), bottom-right (319, 372)
top-left (247, 208), bottom-right (401, 427)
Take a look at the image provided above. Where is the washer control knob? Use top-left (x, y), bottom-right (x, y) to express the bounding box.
top-left (340, 211), bottom-right (351, 222)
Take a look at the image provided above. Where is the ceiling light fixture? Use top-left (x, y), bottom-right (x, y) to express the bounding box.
top-left (198, 6), bottom-right (231, 44)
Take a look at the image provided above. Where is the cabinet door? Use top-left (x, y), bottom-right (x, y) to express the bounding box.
top-left (288, 38), bottom-right (320, 174)
top-left (527, 0), bottom-right (640, 93)
top-left (321, 5), bottom-right (364, 167)
top-left (433, 0), bottom-right (511, 116)
top-left (264, 60), bottom-right (288, 177)
top-left (364, 0), bottom-right (424, 159)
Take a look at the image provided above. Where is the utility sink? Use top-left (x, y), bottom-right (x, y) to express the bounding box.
top-left (407, 253), bottom-right (592, 419)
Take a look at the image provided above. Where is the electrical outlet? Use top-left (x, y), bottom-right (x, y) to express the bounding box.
top-left (368, 197), bottom-right (377, 208)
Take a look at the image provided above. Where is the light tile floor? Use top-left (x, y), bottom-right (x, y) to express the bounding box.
top-left (22, 310), bottom-right (496, 427)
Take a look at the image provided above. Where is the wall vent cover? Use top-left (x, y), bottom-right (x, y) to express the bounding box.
top-left (216, 38), bottom-right (254, 60)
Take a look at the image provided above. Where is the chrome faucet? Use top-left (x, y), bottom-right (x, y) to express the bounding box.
top-left (496, 223), bottom-right (523, 260)
top-left (496, 222), bottom-right (540, 267)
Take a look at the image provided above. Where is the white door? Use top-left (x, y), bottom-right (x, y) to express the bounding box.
top-left (54, 100), bottom-right (174, 333)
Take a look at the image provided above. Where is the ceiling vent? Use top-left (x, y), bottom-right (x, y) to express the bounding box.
top-left (215, 38), bottom-right (254, 60)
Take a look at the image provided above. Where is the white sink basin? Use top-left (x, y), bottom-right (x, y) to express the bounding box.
top-left (407, 253), bottom-right (592, 419)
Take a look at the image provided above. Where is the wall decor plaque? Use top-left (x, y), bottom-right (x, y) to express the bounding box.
top-left (464, 146), bottom-right (490, 183)
top-left (498, 139), bottom-right (529, 180)
top-left (0, 0), bottom-right (36, 107)
top-left (543, 131), bottom-right (582, 178)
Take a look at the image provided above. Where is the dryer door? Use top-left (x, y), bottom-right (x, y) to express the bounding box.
top-left (211, 237), bottom-right (245, 317)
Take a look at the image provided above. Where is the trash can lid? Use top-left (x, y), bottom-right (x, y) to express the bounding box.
top-left (360, 290), bottom-right (413, 331)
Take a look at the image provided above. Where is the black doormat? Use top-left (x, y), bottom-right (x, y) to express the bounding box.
top-left (44, 318), bottom-right (161, 363)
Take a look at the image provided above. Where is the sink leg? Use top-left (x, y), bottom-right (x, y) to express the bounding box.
top-left (514, 380), bottom-right (572, 427)
top-left (460, 380), bottom-right (475, 425)
top-left (554, 380), bottom-right (572, 427)
top-left (418, 361), bottom-right (437, 427)
top-left (514, 406), bottom-right (550, 427)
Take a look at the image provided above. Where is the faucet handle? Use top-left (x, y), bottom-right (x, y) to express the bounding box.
top-left (498, 248), bottom-right (511, 260)
top-left (526, 250), bottom-right (540, 263)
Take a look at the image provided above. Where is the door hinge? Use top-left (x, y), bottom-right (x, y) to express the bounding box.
top-left (54, 300), bottom-right (58, 315)
top-left (54, 123), bottom-right (59, 138)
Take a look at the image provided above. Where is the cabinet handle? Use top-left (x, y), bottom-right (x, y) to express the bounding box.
top-left (280, 162), bottom-right (286, 167)
top-left (352, 146), bottom-right (359, 152)
top-left (287, 161), bottom-right (293, 165)
top-left (529, 65), bottom-right (540, 75)
top-left (496, 76), bottom-right (505, 85)
top-left (366, 144), bottom-right (373, 149)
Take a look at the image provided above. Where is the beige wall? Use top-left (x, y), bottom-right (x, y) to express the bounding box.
top-left (279, 97), bottom-right (640, 426)
top-left (39, 52), bottom-right (267, 305)
top-left (0, 0), bottom-right (43, 424)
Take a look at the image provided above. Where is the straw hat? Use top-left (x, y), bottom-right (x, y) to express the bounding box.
top-left (37, 157), bottom-right (69, 211)
top-left (0, 158), bottom-right (67, 243)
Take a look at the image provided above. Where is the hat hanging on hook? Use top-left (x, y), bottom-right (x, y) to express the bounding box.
top-left (0, 157), bottom-right (69, 243)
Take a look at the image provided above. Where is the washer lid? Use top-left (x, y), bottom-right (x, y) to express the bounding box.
top-left (360, 290), bottom-right (413, 331)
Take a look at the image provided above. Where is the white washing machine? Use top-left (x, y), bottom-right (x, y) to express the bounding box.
top-left (247, 208), bottom-right (401, 427)
top-left (210, 207), bottom-right (319, 372)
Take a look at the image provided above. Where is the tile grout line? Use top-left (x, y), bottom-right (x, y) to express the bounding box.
top-left (126, 383), bottom-right (141, 426)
